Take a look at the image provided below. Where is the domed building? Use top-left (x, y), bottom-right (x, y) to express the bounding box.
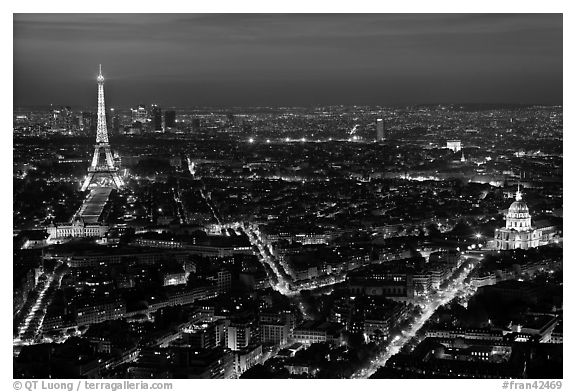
top-left (494, 188), bottom-right (542, 250)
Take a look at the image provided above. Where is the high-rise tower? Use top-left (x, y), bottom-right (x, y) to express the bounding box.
top-left (81, 65), bottom-right (124, 191)
top-left (376, 118), bottom-right (384, 141)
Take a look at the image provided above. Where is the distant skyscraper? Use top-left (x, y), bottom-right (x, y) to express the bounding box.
top-left (164, 110), bottom-right (176, 128)
top-left (376, 118), bottom-right (384, 141)
top-left (151, 104), bottom-right (162, 131)
top-left (131, 105), bottom-right (148, 124)
top-left (82, 111), bottom-right (97, 132)
top-left (49, 106), bottom-right (73, 130)
top-left (76, 112), bottom-right (84, 130)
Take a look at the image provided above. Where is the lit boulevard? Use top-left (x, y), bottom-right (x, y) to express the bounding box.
top-left (352, 255), bottom-right (482, 378)
top-left (14, 262), bottom-right (65, 352)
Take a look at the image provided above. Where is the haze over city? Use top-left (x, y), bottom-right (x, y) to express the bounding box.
top-left (14, 13), bottom-right (562, 107)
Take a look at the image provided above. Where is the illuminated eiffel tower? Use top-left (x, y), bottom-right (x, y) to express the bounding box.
top-left (81, 65), bottom-right (124, 191)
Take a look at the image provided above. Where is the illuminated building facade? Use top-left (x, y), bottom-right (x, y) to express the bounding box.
top-left (494, 188), bottom-right (553, 250)
top-left (46, 218), bottom-right (109, 240)
top-left (446, 139), bottom-right (462, 152)
top-left (226, 319), bottom-right (253, 351)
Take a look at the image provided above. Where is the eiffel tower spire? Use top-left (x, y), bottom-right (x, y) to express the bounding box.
top-left (81, 65), bottom-right (124, 191)
top-left (96, 64), bottom-right (108, 144)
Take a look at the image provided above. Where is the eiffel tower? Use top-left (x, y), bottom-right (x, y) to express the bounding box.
top-left (81, 65), bottom-right (124, 191)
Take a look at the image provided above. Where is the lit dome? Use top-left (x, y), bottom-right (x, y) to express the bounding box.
top-left (507, 186), bottom-right (529, 215)
top-left (508, 200), bottom-right (529, 214)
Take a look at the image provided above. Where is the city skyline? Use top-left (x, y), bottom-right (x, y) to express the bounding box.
top-left (14, 13), bottom-right (562, 108)
top-left (13, 12), bottom-right (563, 382)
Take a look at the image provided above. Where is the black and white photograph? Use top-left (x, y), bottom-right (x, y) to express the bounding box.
top-left (10, 6), bottom-right (568, 387)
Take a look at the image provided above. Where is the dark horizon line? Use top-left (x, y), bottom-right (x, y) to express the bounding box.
top-left (13, 102), bottom-right (563, 111)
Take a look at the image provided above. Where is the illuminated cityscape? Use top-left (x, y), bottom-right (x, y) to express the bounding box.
top-left (13, 14), bottom-right (562, 380)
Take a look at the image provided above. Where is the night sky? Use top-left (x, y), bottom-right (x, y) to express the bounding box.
top-left (13, 13), bottom-right (562, 108)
